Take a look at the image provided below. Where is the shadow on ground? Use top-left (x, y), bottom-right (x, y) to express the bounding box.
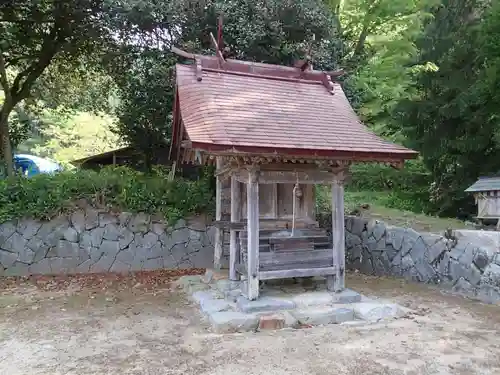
top-left (1, 271), bottom-right (499, 375)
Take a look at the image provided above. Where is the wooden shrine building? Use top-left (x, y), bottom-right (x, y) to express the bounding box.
top-left (465, 176), bottom-right (500, 228)
top-left (169, 40), bottom-right (417, 300)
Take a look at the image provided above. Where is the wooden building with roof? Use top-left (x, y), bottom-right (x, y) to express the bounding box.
top-left (465, 176), bottom-right (500, 228)
top-left (169, 35), bottom-right (417, 300)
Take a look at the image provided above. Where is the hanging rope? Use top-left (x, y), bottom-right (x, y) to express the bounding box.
top-left (291, 174), bottom-right (300, 237)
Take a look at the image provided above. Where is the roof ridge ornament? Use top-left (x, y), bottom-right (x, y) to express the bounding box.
top-left (322, 72), bottom-right (336, 95)
top-left (294, 34), bottom-right (315, 72)
top-left (210, 14), bottom-right (226, 68)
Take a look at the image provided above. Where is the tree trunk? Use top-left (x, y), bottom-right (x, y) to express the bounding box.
top-left (351, 0), bottom-right (379, 62)
top-left (352, 24), bottom-right (370, 60)
top-left (0, 104), bottom-right (14, 177)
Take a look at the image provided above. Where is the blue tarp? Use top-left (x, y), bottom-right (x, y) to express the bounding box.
top-left (13, 154), bottom-right (62, 177)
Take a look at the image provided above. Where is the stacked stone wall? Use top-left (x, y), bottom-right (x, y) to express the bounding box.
top-left (3, 209), bottom-right (500, 304)
top-left (0, 208), bottom-right (216, 276)
top-left (345, 216), bottom-right (500, 304)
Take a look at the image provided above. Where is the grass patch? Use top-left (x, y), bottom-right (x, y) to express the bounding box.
top-left (317, 187), bottom-right (467, 233)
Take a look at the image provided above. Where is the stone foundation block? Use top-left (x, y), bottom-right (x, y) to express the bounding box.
top-left (202, 269), bottom-right (229, 284)
top-left (202, 269), bottom-right (215, 284)
top-left (331, 289), bottom-right (362, 304)
top-left (191, 290), bottom-right (213, 305)
top-left (208, 311), bottom-right (259, 333)
top-left (281, 311), bottom-right (299, 328)
top-left (236, 296), bottom-right (295, 313)
top-left (292, 291), bottom-right (334, 307)
top-left (215, 279), bottom-right (241, 293)
top-left (224, 289), bottom-right (242, 302)
top-left (200, 299), bottom-right (233, 314)
top-left (191, 290), bottom-right (223, 305)
top-left (293, 307), bottom-right (355, 325)
top-left (353, 302), bottom-right (406, 321)
top-left (186, 283), bottom-right (210, 294)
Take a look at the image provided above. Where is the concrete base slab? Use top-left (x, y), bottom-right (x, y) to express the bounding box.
top-left (281, 311), bottom-right (299, 328)
top-left (353, 302), bottom-right (406, 321)
top-left (215, 279), bottom-right (241, 293)
top-left (202, 268), bottom-right (229, 283)
top-left (237, 296), bottom-right (296, 313)
top-left (293, 307), bottom-right (355, 325)
top-left (191, 290), bottom-right (218, 305)
top-left (186, 283), bottom-right (210, 294)
top-left (184, 276), bottom-right (410, 332)
top-left (292, 291), bottom-right (334, 307)
top-left (208, 311), bottom-right (259, 333)
top-left (331, 289), bottom-right (362, 304)
top-left (200, 299), bottom-right (233, 314)
top-left (224, 289), bottom-right (242, 302)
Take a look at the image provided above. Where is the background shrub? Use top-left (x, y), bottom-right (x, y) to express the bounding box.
top-left (0, 166), bottom-right (215, 223)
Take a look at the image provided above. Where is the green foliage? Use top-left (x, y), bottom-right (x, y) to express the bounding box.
top-left (348, 160), bottom-right (429, 191)
top-left (110, 51), bottom-right (176, 168)
top-left (107, 0), bottom-right (343, 167)
top-left (189, 0), bottom-right (343, 68)
top-left (6, 0), bottom-right (500, 222)
top-left (333, 0), bottom-right (436, 141)
top-left (316, 160), bottom-right (432, 215)
top-left (0, 0), bottom-right (123, 174)
top-left (0, 166), bottom-right (214, 223)
top-left (25, 110), bottom-right (120, 164)
top-left (395, 0), bottom-right (498, 216)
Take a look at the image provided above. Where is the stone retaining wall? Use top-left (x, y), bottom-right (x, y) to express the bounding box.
top-left (345, 216), bottom-right (500, 304)
top-left (3, 209), bottom-right (500, 305)
top-left (0, 208), bottom-right (216, 276)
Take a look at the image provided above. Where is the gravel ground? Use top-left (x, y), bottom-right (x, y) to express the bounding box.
top-left (1, 272), bottom-right (500, 375)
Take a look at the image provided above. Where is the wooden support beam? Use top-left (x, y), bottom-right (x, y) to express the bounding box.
top-left (229, 175), bottom-right (241, 281)
top-left (324, 70), bottom-right (345, 78)
top-left (213, 157), bottom-right (223, 270)
top-left (259, 267), bottom-right (337, 280)
top-left (232, 169), bottom-right (339, 184)
top-left (209, 32), bottom-right (226, 67)
top-left (327, 173), bottom-right (346, 292)
top-left (259, 163), bottom-right (344, 172)
top-left (245, 167), bottom-right (260, 300)
top-left (180, 140), bottom-right (192, 148)
top-left (171, 46), bottom-right (196, 60)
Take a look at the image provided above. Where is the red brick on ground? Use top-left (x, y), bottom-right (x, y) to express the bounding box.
top-left (258, 314), bottom-right (285, 330)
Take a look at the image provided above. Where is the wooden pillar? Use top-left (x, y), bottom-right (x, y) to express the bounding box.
top-left (213, 157), bottom-right (223, 270)
top-left (328, 173), bottom-right (345, 292)
top-left (229, 175), bottom-right (241, 281)
top-left (246, 167), bottom-right (260, 300)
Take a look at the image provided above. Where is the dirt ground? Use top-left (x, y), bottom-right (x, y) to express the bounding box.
top-left (1, 272), bottom-right (500, 375)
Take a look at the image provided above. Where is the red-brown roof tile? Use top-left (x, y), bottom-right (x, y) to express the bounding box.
top-left (174, 57), bottom-right (417, 162)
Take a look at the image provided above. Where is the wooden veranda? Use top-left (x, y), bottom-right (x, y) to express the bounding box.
top-left (169, 38), bottom-right (417, 300)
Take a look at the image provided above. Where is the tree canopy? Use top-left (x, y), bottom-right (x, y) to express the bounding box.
top-left (108, 0), bottom-right (343, 167)
top-left (396, 0), bottom-right (500, 215)
top-left (0, 0), bottom-right (119, 174)
top-left (2, 0), bottom-right (500, 218)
